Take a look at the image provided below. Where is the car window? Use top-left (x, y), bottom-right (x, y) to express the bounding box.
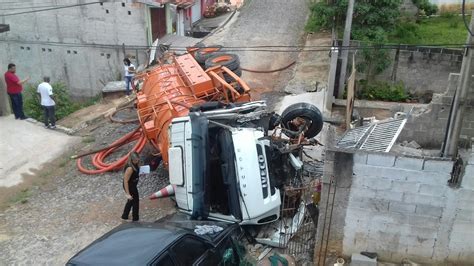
top-left (151, 252), bottom-right (174, 266)
top-left (172, 237), bottom-right (207, 265)
top-left (193, 250), bottom-right (220, 266)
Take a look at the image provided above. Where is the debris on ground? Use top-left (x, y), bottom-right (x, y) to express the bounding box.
top-left (194, 225), bottom-right (224, 235)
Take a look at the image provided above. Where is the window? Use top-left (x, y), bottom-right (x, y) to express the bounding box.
top-left (152, 253), bottom-right (174, 266)
top-left (193, 250), bottom-right (220, 266)
top-left (172, 237), bottom-right (207, 265)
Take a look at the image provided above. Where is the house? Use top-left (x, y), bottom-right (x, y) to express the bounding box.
top-left (0, 0), bottom-right (209, 99)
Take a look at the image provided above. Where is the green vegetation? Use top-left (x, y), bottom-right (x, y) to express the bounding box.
top-left (306, 0), bottom-right (402, 82)
top-left (23, 82), bottom-right (101, 121)
top-left (357, 80), bottom-right (410, 102)
top-left (82, 136), bottom-right (96, 144)
top-left (9, 188), bottom-right (30, 204)
top-left (389, 14), bottom-right (469, 45)
top-left (412, 0), bottom-right (438, 16)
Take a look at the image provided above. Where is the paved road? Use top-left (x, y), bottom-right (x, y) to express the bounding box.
top-left (204, 0), bottom-right (309, 93)
top-left (0, 115), bottom-right (79, 187)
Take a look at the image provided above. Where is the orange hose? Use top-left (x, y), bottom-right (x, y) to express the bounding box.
top-left (76, 128), bottom-right (147, 175)
top-left (241, 61), bottom-right (296, 73)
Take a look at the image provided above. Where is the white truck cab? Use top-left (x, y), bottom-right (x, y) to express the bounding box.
top-left (168, 102), bottom-right (281, 225)
top-left (166, 101), bottom-right (323, 225)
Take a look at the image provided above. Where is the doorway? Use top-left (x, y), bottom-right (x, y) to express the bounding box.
top-left (150, 7), bottom-right (167, 41)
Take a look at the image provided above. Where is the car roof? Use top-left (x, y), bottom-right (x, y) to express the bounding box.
top-left (68, 213), bottom-right (237, 265)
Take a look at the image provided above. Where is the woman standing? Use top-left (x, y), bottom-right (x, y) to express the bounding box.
top-left (123, 58), bottom-right (135, 96)
top-left (121, 152), bottom-right (140, 221)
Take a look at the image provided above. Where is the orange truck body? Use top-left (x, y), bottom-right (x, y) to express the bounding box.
top-left (135, 53), bottom-right (251, 165)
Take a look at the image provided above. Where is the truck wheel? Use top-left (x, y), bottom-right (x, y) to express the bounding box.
top-left (205, 53), bottom-right (240, 71)
top-left (195, 45), bottom-right (223, 64)
top-left (232, 67), bottom-right (242, 77)
top-left (280, 103), bottom-right (323, 138)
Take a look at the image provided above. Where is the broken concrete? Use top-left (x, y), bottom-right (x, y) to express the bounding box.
top-left (102, 81), bottom-right (126, 93)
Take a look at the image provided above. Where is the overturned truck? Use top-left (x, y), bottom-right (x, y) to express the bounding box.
top-left (135, 48), bottom-right (323, 225)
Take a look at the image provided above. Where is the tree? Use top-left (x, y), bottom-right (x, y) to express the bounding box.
top-left (306, 0), bottom-right (403, 82)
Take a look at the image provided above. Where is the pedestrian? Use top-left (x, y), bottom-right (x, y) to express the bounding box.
top-left (123, 58), bottom-right (135, 96)
top-left (121, 152), bottom-right (141, 222)
top-left (4, 63), bottom-right (29, 120)
top-left (37, 77), bottom-right (56, 129)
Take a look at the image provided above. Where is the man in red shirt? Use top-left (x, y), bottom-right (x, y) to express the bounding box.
top-left (4, 63), bottom-right (29, 119)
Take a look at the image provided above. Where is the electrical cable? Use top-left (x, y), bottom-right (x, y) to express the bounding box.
top-left (0, 38), bottom-right (472, 53)
top-left (0, 37), bottom-right (472, 50)
top-left (1, 1), bottom-right (104, 17)
top-left (0, 5), bottom-right (69, 11)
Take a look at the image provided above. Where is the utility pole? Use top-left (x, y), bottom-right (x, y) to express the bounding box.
top-left (443, 12), bottom-right (474, 158)
top-left (337, 0), bottom-right (355, 99)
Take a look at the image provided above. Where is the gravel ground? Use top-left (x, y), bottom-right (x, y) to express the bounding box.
top-left (0, 119), bottom-right (176, 265)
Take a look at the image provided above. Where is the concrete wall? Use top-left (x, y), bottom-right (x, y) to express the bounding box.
top-left (317, 148), bottom-right (474, 264)
top-left (352, 47), bottom-right (462, 96)
top-left (0, 0), bottom-right (150, 97)
top-left (398, 72), bottom-right (474, 148)
top-left (375, 50), bottom-right (462, 95)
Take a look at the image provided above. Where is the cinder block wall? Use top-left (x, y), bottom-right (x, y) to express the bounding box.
top-left (316, 148), bottom-right (474, 264)
top-left (0, 0), bottom-right (149, 97)
top-left (398, 72), bottom-right (474, 148)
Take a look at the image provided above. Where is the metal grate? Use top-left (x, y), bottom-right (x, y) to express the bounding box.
top-left (336, 118), bottom-right (407, 152)
top-left (336, 124), bottom-right (373, 149)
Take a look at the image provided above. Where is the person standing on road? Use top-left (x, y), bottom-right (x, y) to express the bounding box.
top-left (121, 152), bottom-right (140, 222)
top-left (4, 63), bottom-right (29, 120)
top-left (37, 77), bottom-right (56, 129)
top-left (123, 58), bottom-right (135, 96)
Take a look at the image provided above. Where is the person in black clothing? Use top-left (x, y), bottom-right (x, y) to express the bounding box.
top-left (121, 152), bottom-right (141, 221)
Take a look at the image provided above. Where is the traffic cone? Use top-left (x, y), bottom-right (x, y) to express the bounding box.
top-left (149, 184), bottom-right (175, 200)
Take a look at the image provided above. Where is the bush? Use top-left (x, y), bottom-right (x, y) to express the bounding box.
top-left (305, 2), bottom-right (335, 32)
top-left (23, 82), bottom-right (98, 121)
top-left (391, 21), bottom-right (420, 42)
top-left (357, 80), bottom-right (409, 102)
top-left (413, 0), bottom-right (438, 16)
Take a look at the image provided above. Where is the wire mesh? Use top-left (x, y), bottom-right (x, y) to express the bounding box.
top-left (279, 186), bottom-right (318, 264)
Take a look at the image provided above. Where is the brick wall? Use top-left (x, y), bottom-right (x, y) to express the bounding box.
top-left (316, 148), bottom-right (474, 264)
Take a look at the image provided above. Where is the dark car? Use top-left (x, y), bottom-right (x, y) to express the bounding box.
top-left (67, 213), bottom-right (245, 266)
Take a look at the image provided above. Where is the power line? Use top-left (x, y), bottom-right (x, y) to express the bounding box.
top-left (1, 1), bottom-right (105, 17)
top-left (0, 39), bottom-right (471, 52)
top-left (0, 5), bottom-right (69, 11)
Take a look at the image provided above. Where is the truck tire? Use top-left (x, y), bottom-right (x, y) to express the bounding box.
top-left (232, 67), bottom-right (242, 77)
top-left (194, 45), bottom-right (223, 64)
top-left (280, 103), bottom-right (323, 138)
top-left (205, 53), bottom-right (240, 71)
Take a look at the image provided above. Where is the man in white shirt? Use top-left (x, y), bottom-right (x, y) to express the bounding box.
top-left (123, 58), bottom-right (135, 96)
top-left (37, 77), bottom-right (56, 129)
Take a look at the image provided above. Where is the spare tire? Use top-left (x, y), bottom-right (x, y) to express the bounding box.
top-left (205, 53), bottom-right (240, 71)
top-left (194, 45), bottom-right (223, 64)
top-left (280, 103), bottom-right (323, 138)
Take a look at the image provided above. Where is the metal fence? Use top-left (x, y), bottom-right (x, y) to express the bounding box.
top-left (279, 183), bottom-right (320, 264)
